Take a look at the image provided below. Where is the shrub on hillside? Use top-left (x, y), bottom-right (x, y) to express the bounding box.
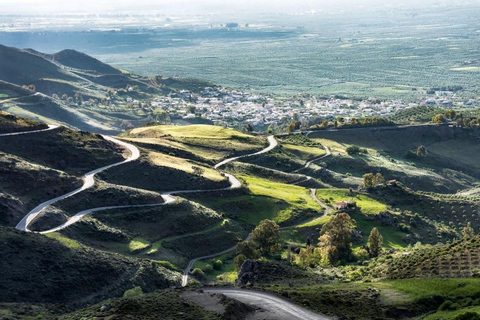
top-left (212, 259), bottom-right (223, 270)
top-left (202, 264), bottom-right (213, 274)
top-left (453, 312), bottom-right (480, 320)
top-left (123, 286), bottom-right (143, 298)
top-left (438, 300), bottom-right (460, 311)
top-left (346, 145), bottom-right (368, 155)
top-left (191, 268), bottom-right (206, 280)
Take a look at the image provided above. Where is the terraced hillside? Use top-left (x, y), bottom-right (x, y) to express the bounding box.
top-left (369, 235), bottom-right (480, 279)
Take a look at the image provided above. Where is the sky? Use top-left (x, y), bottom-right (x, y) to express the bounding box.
top-left (2, 0), bottom-right (451, 15)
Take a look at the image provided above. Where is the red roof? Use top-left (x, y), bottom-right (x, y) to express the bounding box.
top-left (335, 201), bottom-right (348, 206)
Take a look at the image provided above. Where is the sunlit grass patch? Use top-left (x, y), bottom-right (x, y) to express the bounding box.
top-left (129, 124), bottom-right (251, 139)
top-left (128, 237), bottom-right (150, 252)
top-left (282, 143), bottom-right (326, 160)
top-left (145, 219), bottom-right (229, 254)
top-left (148, 151), bottom-right (224, 181)
top-left (44, 232), bottom-right (81, 249)
top-left (296, 214), bottom-right (332, 228)
top-left (315, 189), bottom-right (387, 215)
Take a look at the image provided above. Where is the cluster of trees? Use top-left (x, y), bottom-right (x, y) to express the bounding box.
top-left (454, 117), bottom-right (480, 129)
top-left (346, 145), bottom-right (368, 155)
top-left (286, 121), bottom-right (302, 133)
top-left (22, 84), bottom-right (36, 91)
top-left (296, 213), bottom-right (383, 268)
top-left (234, 219), bottom-right (281, 270)
top-left (405, 145), bottom-right (428, 160)
top-left (362, 172), bottom-right (384, 189)
top-left (190, 259), bottom-right (224, 280)
top-left (50, 90), bottom-right (119, 108)
top-left (311, 116), bottom-right (394, 131)
top-left (426, 85), bottom-right (463, 94)
top-left (432, 109), bottom-right (480, 129)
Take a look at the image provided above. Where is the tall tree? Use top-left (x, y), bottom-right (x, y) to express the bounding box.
top-left (368, 227), bottom-right (383, 257)
top-left (251, 219), bottom-right (281, 255)
top-left (462, 221), bottom-right (475, 239)
top-left (362, 173), bottom-right (376, 189)
top-left (236, 241), bottom-right (260, 260)
top-left (375, 173), bottom-right (385, 185)
top-left (444, 109), bottom-right (456, 120)
top-left (318, 232), bottom-right (338, 265)
top-left (416, 145), bottom-right (427, 158)
top-left (234, 254), bottom-right (247, 271)
top-left (432, 114), bottom-right (446, 125)
top-left (287, 122), bottom-right (296, 133)
top-left (318, 213), bottom-right (354, 264)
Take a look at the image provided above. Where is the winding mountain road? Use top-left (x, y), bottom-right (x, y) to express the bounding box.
top-left (214, 135), bottom-right (277, 169)
top-left (292, 145), bottom-right (331, 173)
top-left (204, 288), bottom-right (330, 320)
top-left (4, 127), bottom-right (331, 319)
top-left (14, 135), bottom-right (141, 232)
top-left (0, 124), bottom-right (59, 137)
top-left (181, 140), bottom-right (332, 286)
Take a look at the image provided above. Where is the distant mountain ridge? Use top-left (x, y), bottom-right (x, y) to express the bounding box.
top-left (52, 49), bottom-right (123, 75)
top-left (0, 44), bottom-right (218, 134)
top-left (0, 44), bottom-right (161, 133)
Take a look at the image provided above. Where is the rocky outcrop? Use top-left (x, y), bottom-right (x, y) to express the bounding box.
top-left (236, 259), bottom-right (321, 286)
top-left (235, 259), bottom-right (261, 286)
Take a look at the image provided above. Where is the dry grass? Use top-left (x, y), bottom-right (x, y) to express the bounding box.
top-left (148, 152), bottom-right (224, 181)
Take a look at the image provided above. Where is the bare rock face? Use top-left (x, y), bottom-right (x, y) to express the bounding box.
top-left (235, 259), bottom-right (261, 286)
top-left (29, 206), bottom-right (68, 232)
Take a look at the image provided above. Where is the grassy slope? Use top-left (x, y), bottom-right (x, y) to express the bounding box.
top-left (0, 110), bottom-right (47, 133)
top-left (98, 153), bottom-right (230, 193)
top-left (263, 278), bottom-right (480, 320)
top-left (125, 124), bottom-right (265, 155)
top-left (309, 125), bottom-right (480, 178)
top-left (311, 131), bottom-right (479, 193)
top-left (191, 176), bottom-right (321, 226)
top-left (53, 49), bottom-right (122, 75)
top-left (0, 45), bottom-right (81, 85)
top-left (60, 290), bottom-right (221, 320)
top-left (59, 199), bottom-right (241, 266)
top-left (120, 136), bottom-right (221, 162)
top-left (0, 152), bottom-right (81, 224)
top-left (0, 227), bottom-right (179, 305)
top-left (312, 189), bottom-right (406, 249)
top-left (315, 189), bottom-right (387, 215)
top-left (0, 126), bottom-right (124, 175)
top-left (281, 143), bottom-right (326, 160)
top-left (422, 307), bottom-right (480, 320)
top-left (54, 181), bottom-right (163, 216)
top-left (148, 151), bottom-right (224, 181)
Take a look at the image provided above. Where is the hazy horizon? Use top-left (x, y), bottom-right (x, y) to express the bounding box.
top-left (2, 0), bottom-right (469, 15)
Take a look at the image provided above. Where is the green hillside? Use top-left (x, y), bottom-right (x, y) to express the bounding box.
top-left (0, 226), bottom-right (179, 305)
